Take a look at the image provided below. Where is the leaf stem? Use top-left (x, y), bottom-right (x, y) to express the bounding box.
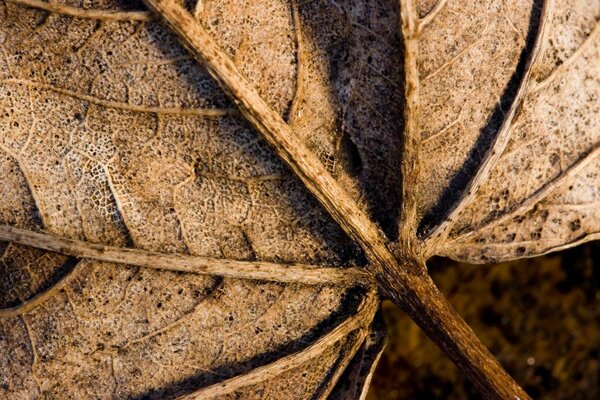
top-left (381, 263), bottom-right (531, 400)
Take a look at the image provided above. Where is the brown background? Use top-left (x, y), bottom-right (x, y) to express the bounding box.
top-left (368, 242), bottom-right (600, 399)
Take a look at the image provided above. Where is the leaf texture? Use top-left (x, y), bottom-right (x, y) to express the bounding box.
top-left (0, 0), bottom-right (383, 398)
top-left (413, 0), bottom-right (541, 237)
top-left (2, 0), bottom-right (600, 398)
top-left (438, 1), bottom-right (600, 263)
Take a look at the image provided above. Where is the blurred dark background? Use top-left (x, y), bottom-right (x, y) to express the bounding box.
top-left (368, 242), bottom-right (600, 399)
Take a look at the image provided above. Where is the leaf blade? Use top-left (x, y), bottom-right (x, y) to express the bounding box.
top-left (442, 2), bottom-right (600, 263)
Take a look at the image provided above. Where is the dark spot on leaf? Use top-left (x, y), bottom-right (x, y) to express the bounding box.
top-left (569, 219), bottom-right (581, 231)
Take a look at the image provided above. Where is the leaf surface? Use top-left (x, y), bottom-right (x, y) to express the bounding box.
top-left (434, 1), bottom-right (600, 263)
top-left (0, 0), bottom-right (383, 398)
top-left (2, 0), bottom-right (600, 398)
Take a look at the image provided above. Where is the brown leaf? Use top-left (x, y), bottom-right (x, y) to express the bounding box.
top-left (0, 0), bottom-right (379, 398)
top-left (439, 1), bottom-right (600, 263)
top-left (411, 0), bottom-right (545, 243)
top-left (1, 0), bottom-right (599, 398)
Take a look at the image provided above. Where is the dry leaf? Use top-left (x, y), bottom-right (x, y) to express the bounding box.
top-left (0, 0), bottom-right (382, 398)
top-left (0, 0), bottom-right (598, 399)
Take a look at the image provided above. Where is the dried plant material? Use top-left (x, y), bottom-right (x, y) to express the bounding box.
top-left (0, 1), bottom-right (376, 398)
top-left (329, 312), bottom-right (387, 400)
top-left (440, 1), bottom-right (600, 263)
top-left (415, 0), bottom-right (540, 236)
top-left (0, 0), bottom-right (599, 399)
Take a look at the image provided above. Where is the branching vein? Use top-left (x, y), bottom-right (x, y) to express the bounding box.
top-left (448, 142), bottom-right (600, 245)
top-left (141, 0), bottom-right (413, 280)
top-left (177, 290), bottom-right (377, 399)
top-left (7, 0), bottom-right (152, 21)
top-left (532, 20), bottom-right (600, 92)
top-left (0, 259), bottom-right (86, 318)
top-left (0, 224), bottom-right (373, 287)
top-left (1, 79), bottom-right (234, 117)
top-left (398, 0), bottom-right (422, 252)
top-left (423, 0), bottom-right (554, 252)
top-left (417, 0), bottom-right (448, 32)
